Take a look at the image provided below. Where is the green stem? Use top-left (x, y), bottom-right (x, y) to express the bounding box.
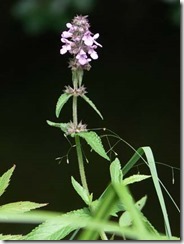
top-left (75, 135), bottom-right (89, 195)
top-left (73, 95), bottom-right (78, 125)
top-left (72, 69), bottom-right (89, 195)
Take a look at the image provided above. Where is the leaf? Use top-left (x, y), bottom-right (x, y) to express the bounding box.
top-left (55, 93), bottom-right (72, 118)
top-left (91, 199), bottom-right (124, 218)
top-left (71, 177), bottom-right (90, 205)
top-left (0, 234), bottom-right (24, 240)
top-left (25, 208), bottom-right (90, 240)
top-left (81, 95), bottom-right (103, 120)
top-left (0, 165), bottom-right (15, 197)
top-left (123, 174), bottom-right (151, 186)
top-left (110, 158), bottom-right (123, 183)
top-left (122, 147), bottom-right (172, 237)
top-left (112, 182), bottom-right (147, 234)
top-left (77, 131), bottom-right (110, 160)
top-left (119, 196), bottom-right (147, 227)
top-left (46, 120), bottom-right (68, 133)
top-left (0, 201), bottom-right (47, 214)
top-left (119, 195), bottom-right (160, 236)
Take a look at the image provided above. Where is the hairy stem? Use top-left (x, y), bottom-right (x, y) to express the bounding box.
top-left (75, 135), bottom-right (89, 195)
top-left (72, 96), bottom-right (78, 125)
top-left (72, 69), bottom-right (89, 195)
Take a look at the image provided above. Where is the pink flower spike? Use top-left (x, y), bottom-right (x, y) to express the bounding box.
top-left (60, 15), bottom-right (102, 70)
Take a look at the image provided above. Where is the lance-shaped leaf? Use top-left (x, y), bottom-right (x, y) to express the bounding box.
top-left (56, 93), bottom-right (72, 118)
top-left (46, 120), bottom-right (68, 133)
top-left (71, 177), bottom-right (91, 205)
top-left (0, 165), bottom-right (15, 197)
top-left (77, 131), bottom-right (110, 161)
top-left (81, 95), bottom-right (103, 120)
top-left (110, 158), bottom-right (123, 183)
top-left (0, 201), bottom-right (47, 215)
top-left (123, 174), bottom-right (151, 186)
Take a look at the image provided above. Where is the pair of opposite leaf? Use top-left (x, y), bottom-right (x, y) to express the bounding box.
top-left (47, 91), bottom-right (110, 161)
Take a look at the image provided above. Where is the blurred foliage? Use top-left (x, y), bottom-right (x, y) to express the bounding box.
top-left (12, 0), bottom-right (96, 34)
top-left (162, 0), bottom-right (180, 26)
top-left (11, 0), bottom-right (179, 35)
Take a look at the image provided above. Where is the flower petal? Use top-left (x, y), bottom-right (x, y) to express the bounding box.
top-left (83, 35), bottom-right (94, 46)
top-left (93, 33), bottom-right (99, 39)
top-left (60, 46), bottom-right (67, 54)
top-left (78, 57), bottom-right (88, 65)
top-left (62, 31), bottom-right (72, 38)
top-left (66, 23), bottom-right (72, 28)
top-left (90, 51), bottom-right (98, 59)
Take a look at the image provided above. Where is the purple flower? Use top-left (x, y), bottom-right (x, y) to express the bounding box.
top-left (60, 38), bottom-right (72, 54)
top-left (88, 46), bottom-right (98, 59)
top-left (60, 15), bottom-right (102, 70)
top-left (76, 50), bottom-right (91, 65)
top-left (82, 32), bottom-right (102, 48)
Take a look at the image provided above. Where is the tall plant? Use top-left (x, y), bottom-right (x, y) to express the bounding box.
top-left (0, 15), bottom-right (180, 240)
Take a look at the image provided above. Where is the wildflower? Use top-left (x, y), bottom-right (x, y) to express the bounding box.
top-left (60, 15), bottom-right (102, 70)
top-left (76, 49), bottom-right (91, 65)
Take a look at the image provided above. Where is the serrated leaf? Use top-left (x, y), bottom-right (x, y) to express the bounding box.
top-left (0, 201), bottom-right (47, 215)
top-left (71, 177), bottom-right (90, 205)
top-left (119, 196), bottom-right (147, 227)
top-left (46, 120), bottom-right (68, 133)
top-left (77, 132), bottom-right (110, 160)
top-left (0, 165), bottom-right (15, 197)
top-left (120, 195), bottom-right (159, 236)
top-left (25, 208), bottom-right (90, 240)
top-left (81, 95), bottom-right (103, 120)
top-left (123, 174), bottom-right (151, 186)
top-left (91, 199), bottom-right (124, 218)
top-left (0, 234), bottom-right (24, 240)
top-left (110, 158), bottom-right (123, 183)
top-left (56, 93), bottom-right (72, 118)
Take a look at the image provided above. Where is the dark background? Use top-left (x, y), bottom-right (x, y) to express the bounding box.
top-left (0, 0), bottom-right (180, 238)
